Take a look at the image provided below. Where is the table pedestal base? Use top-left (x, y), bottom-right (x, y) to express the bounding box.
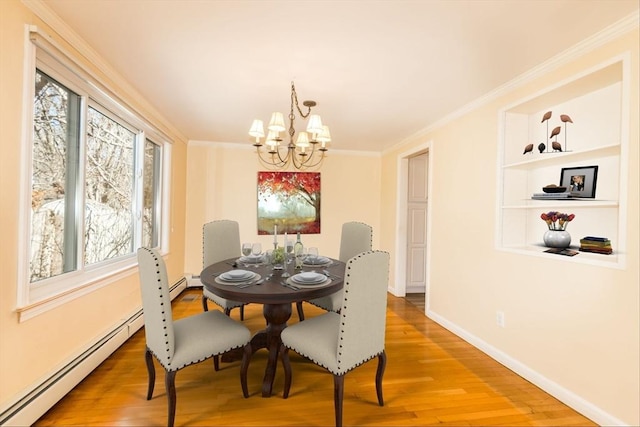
top-left (220, 302), bottom-right (291, 397)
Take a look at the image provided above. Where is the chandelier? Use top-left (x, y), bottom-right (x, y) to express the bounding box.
top-left (249, 82), bottom-right (331, 170)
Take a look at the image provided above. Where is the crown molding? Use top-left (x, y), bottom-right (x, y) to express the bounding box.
top-left (386, 10), bottom-right (639, 156)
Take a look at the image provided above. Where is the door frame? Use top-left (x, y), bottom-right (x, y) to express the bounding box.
top-left (394, 141), bottom-right (433, 311)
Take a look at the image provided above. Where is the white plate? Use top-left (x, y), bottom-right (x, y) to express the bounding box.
top-left (287, 277), bottom-right (330, 288)
top-left (291, 272), bottom-right (326, 284)
top-left (303, 256), bottom-right (331, 266)
top-left (220, 270), bottom-right (254, 281)
top-left (215, 273), bottom-right (261, 286)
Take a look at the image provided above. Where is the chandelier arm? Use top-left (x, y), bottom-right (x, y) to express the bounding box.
top-left (301, 153), bottom-right (326, 169)
top-left (256, 147), bottom-right (288, 168)
top-left (298, 145), bottom-right (326, 169)
top-left (275, 146), bottom-right (295, 166)
top-left (256, 150), bottom-right (279, 167)
top-left (287, 143), bottom-right (323, 169)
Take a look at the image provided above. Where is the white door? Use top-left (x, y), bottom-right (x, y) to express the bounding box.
top-left (406, 152), bottom-right (428, 293)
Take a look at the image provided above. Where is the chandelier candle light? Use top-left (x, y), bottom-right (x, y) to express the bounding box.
top-left (249, 82), bottom-right (331, 170)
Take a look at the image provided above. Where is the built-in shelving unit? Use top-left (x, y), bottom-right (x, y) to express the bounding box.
top-left (497, 56), bottom-right (629, 268)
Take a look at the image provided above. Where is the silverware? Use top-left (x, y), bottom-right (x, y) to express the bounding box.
top-left (323, 270), bottom-right (341, 280)
top-left (237, 278), bottom-right (264, 288)
top-left (280, 281), bottom-right (300, 291)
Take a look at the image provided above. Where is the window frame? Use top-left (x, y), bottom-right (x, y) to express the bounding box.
top-left (17, 27), bottom-right (172, 321)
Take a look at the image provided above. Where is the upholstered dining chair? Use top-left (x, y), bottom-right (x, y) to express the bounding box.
top-left (201, 220), bottom-right (247, 320)
top-left (296, 221), bottom-right (373, 320)
top-left (137, 247), bottom-right (252, 427)
top-left (280, 250), bottom-right (389, 427)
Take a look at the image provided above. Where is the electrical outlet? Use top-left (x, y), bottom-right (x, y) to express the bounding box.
top-left (496, 311), bottom-right (505, 328)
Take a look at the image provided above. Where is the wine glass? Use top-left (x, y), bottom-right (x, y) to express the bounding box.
top-left (252, 243), bottom-right (262, 257)
top-left (242, 242), bottom-right (252, 257)
top-left (285, 239), bottom-right (294, 264)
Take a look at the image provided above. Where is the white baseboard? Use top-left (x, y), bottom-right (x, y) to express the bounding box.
top-left (427, 309), bottom-right (628, 427)
top-left (0, 277), bottom-right (186, 426)
top-left (187, 275), bottom-right (203, 288)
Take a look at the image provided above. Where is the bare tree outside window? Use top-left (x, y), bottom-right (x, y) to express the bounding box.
top-left (84, 107), bottom-right (135, 265)
top-left (31, 71), bottom-right (80, 282)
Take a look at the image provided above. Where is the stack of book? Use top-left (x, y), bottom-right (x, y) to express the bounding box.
top-left (531, 192), bottom-right (573, 200)
top-left (579, 236), bottom-right (613, 255)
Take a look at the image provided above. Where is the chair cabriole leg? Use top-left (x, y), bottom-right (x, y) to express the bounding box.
top-left (213, 355), bottom-right (219, 371)
top-left (144, 348), bottom-right (155, 400)
top-left (241, 343), bottom-right (252, 397)
top-left (376, 350), bottom-right (386, 406)
top-left (240, 305), bottom-right (245, 321)
top-left (202, 295), bottom-right (209, 312)
top-left (333, 374), bottom-right (344, 427)
top-left (165, 370), bottom-right (177, 427)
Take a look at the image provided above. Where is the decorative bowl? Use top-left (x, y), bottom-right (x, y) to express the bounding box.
top-left (542, 186), bottom-right (567, 194)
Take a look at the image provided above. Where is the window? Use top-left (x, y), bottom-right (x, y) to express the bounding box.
top-left (22, 30), bottom-right (170, 314)
top-left (83, 106), bottom-right (136, 267)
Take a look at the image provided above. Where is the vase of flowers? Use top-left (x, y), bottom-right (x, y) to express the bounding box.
top-left (541, 211), bottom-right (575, 248)
top-left (270, 246), bottom-right (286, 270)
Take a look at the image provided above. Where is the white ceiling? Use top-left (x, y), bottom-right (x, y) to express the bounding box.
top-left (41, 0), bottom-right (638, 152)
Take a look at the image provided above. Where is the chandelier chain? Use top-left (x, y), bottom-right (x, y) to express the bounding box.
top-left (289, 82), bottom-right (312, 145)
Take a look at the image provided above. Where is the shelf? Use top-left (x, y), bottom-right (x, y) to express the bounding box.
top-left (502, 144), bottom-right (619, 170)
top-left (499, 245), bottom-right (622, 269)
top-left (502, 200), bottom-right (618, 209)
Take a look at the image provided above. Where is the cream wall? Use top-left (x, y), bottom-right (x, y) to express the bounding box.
top-left (380, 29), bottom-right (639, 426)
top-left (184, 144), bottom-right (382, 277)
top-left (0, 0), bottom-right (189, 412)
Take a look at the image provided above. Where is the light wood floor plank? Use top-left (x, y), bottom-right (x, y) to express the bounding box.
top-left (34, 289), bottom-right (595, 426)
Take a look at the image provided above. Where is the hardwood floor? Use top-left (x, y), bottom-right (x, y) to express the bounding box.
top-left (404, 293), bottom-right (425, 312)
top-left (34, 289), bottom-right (595, 426)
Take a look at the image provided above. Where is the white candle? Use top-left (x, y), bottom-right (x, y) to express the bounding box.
top-left (274, 224), bottom-right (277, 243)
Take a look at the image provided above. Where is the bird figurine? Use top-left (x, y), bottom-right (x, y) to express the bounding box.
top-left (560, 114), bottom-right (573, 124)
top-left (523, 143), bottom-right (533, 155)
top-left (538, 143), bottom-right (546, 153)
top-left (552, 141), bottom-right (562, 152)
top-left (549, 126), bottom-right (561, 140)
top-left (560, 114), bottom-right (573, 151)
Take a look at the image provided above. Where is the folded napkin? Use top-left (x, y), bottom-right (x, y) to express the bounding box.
top-left (239, 254), bottom-right (264, 263)
top-left (304, 255), bottom-right (331, 265)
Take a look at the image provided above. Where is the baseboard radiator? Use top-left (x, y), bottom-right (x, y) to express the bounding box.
top-left (0, 277), bottom-right (187, 427)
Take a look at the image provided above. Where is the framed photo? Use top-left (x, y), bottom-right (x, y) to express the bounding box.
top-left (560, 165), bottom-right (598, 198)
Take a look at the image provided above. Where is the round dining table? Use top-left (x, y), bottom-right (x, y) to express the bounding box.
top-left (200, 257), bottom-right (345, 397)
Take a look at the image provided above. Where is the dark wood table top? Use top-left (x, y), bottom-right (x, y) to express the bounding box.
top-left (200, 258), bottom-right (345, 305)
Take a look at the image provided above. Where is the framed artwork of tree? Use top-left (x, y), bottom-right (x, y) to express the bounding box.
top-left (257, 171), bottom-right (321, 235)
